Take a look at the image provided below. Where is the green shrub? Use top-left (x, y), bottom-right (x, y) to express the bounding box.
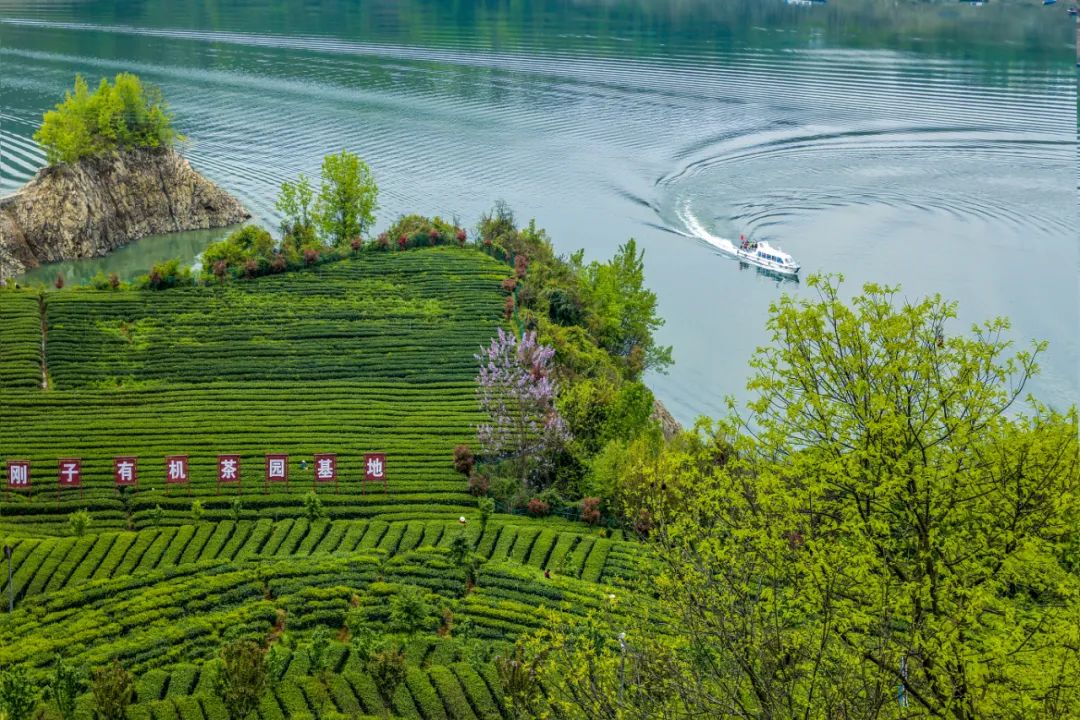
top-left (390, 585), bottom-right (434, 634)
top-left (366, 648), bottom-right (406, 707)
top-left (46, 654), bottom-right (83, 720)
top-left (215, 639), bottom-right (267, 720)
top-left (68, 509), bottom-right (91, 537)
top-left (91, 661), bottom-right (134, 720)
top-left (0, 665), bottom-right (39, 720)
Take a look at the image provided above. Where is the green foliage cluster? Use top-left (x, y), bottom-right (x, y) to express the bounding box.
top-left (468, 204), bottom-right (669, 514)
top-left (216, 638), bottom-right (268, 720)
top-left (34, 73), bottom-right (179, 165)
top-left (516, 276), bottom-right (1080, 720)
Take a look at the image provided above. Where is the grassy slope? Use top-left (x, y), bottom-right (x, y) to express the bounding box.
top-left (0, 248), bottom-right (643, 720)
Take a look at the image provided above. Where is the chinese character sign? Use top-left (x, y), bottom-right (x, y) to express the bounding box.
top-left (6, 461), bottom-right (30, 490)
top-left (58, 458), bottom-right (82, 487)
top-left (314, 454), bottom-right (337, 483)
top-left (114, 457), bottom-right (138, 487)
top-left (364, 453), bottom-right (386, 481)
top-left (266, 454), bottom-right (288, 483)
top-left (363, 453), bottom-right (387, 495)
top-left (218, 455), bottom-right (241, 483)
top-left (166, 456), bottom-right (189, 484)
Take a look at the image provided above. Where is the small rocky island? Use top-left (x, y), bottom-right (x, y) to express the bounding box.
top-left (0, 73), bottom-right (248, 281)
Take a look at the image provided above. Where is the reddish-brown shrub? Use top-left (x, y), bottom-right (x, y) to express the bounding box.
top-left (527, 498), bottom-right (550, 517)
top-left (108, 273), bottom-right (120, 289)
top-left (242, 259), bottom-right (259, 278)
top-left (503, 295), bottom-right (515, 320)
top-left (501, 278), bottom-right (517, 293)
top-left (212, 260), bottom-right (228, 280)
top-left (54, 274), bottom-right (64, 289)
top-left (148, 270), bottom-right (163, 289)
top-left (581, 497), bottom-right (602, 526)
top-left (376, 232), bottom-right (390, 250)
top-left (350, 237), bottom-right (363, 252)
top-left (270, 255), bottom-right (287, 273)
top-left (468, 473), bottom-right (489, 497)
top-left (428, 228), bottom-right (440, 243)
top-left (398, 234), bottom-right (408, 250)
top-left (453, 445), bottom-right (475, 476)
top-left (456, 228), bottom-right (467, 245)
top-left (303, 248), bottom-right (319, 265)
top-left (514, 254), bottom-right (528, 279)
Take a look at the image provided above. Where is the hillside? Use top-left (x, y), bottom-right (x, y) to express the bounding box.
top-left (0, 248), bottom-right (506, 534)
top-left (0, 246), bottom-right (646, 720)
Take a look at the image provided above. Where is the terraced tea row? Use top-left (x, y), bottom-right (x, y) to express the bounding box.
top-left (0, 547), bottom-right (635, 672)
top-left (0, 290), bottom-right (41, 389)
top-left (44, 249), bottom-right (507, 389)
top-left (0, 517), bottom-right (637, 604)
top-left (124, 659), bottom-right (507, 720)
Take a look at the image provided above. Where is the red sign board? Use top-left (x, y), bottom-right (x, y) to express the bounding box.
top-left (314, 454), bottom-right (337, 483)
top-left (58, 458), bottom-right (82, 487)
top-left (364, 453), bottom-right (386, 481)
top-left (165, 455), bottom-right (190, 484)
top-left (363, 453), bottom-right (387, 494)
top-left (6, 460), bottom-right (30, 492)
top-left (218, 455), bottom-right (241, 483)
top-left (114, 457), bottom-right (138, 487)
top-left (266, 454), bottom-right (288, 490)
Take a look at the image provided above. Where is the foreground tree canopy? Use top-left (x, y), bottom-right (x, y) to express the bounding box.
top-left (517, 275), bottom-right (1080, 720)
top-left (34, 73), bottom-right (179, 165)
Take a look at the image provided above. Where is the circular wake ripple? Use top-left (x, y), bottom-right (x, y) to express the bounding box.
top-left (660, 125), bottom-right (1075, 248)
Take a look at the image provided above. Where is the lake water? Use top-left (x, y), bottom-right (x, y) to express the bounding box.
top-left (1, 0), bottom-right (1076, 422)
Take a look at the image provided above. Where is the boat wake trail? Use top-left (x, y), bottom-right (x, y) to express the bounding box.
top-left (677, 201), bottom-right (737, 256)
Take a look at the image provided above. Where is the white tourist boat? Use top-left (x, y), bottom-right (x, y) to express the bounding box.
top-left (735, 237), bottom-right (801, 277)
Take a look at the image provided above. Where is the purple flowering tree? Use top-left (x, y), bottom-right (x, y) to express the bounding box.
top-left (476, 328), bottom-right (570, 486)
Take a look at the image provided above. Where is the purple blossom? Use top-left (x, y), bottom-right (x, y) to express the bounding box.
top-left (476, 328), bottom-right (569, 484)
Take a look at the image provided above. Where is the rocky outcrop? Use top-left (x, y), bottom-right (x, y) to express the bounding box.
top-left (0, 148), bottom-right (249, 280)
top-left (651, 398), bottom-right (683, 441)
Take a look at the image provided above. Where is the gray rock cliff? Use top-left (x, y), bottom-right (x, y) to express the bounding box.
top-left (0, 148), bottom-right (249, 280)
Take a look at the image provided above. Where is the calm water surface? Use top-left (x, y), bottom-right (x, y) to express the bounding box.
top-left (1, 0), bottom-right (1075, 421)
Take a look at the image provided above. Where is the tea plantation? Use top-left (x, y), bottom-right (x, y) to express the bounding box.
top-left (0, 247), bottom-right (645, 720)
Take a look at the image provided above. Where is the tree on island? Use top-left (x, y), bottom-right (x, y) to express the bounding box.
top-left (34, 73), bottom-right (180, 165)
top-left (515, 275), bottom-right (1080, 720)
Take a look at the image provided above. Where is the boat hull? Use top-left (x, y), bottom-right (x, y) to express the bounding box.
top-left (735, 248), bottom-right (800, 276)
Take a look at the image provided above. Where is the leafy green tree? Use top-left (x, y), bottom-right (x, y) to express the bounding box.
top-left (90, 661), bottom-right (133, 720)
top-left (522, 276), bottom-right (1080, 719)
top-left (307, 627), bottom-right (331, 678)
top-left (46, 655), bottom-right (83, 720)
top-left (0, 666), bottom-right (38, 720)
top-left (302, 491), bottom-right (326, 521)
top-left (275, 174), bottom-right (315, 243)
top-left (366, 646), bottom-right (406, 717)
top-left (34, 73), bottom-right (179, 165)
top-left (68, 509), bottom-right (90, 537)
top-left (315, 150), bottom-right (378, 246)
top-left (215, 639), bottom-right (268, 720)
top-left (573, 239), bottom-right (672, 377)
top-left (390, 585), bottom-right (433, 634)
top-left (190, 499), bottom-right (205, 523)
